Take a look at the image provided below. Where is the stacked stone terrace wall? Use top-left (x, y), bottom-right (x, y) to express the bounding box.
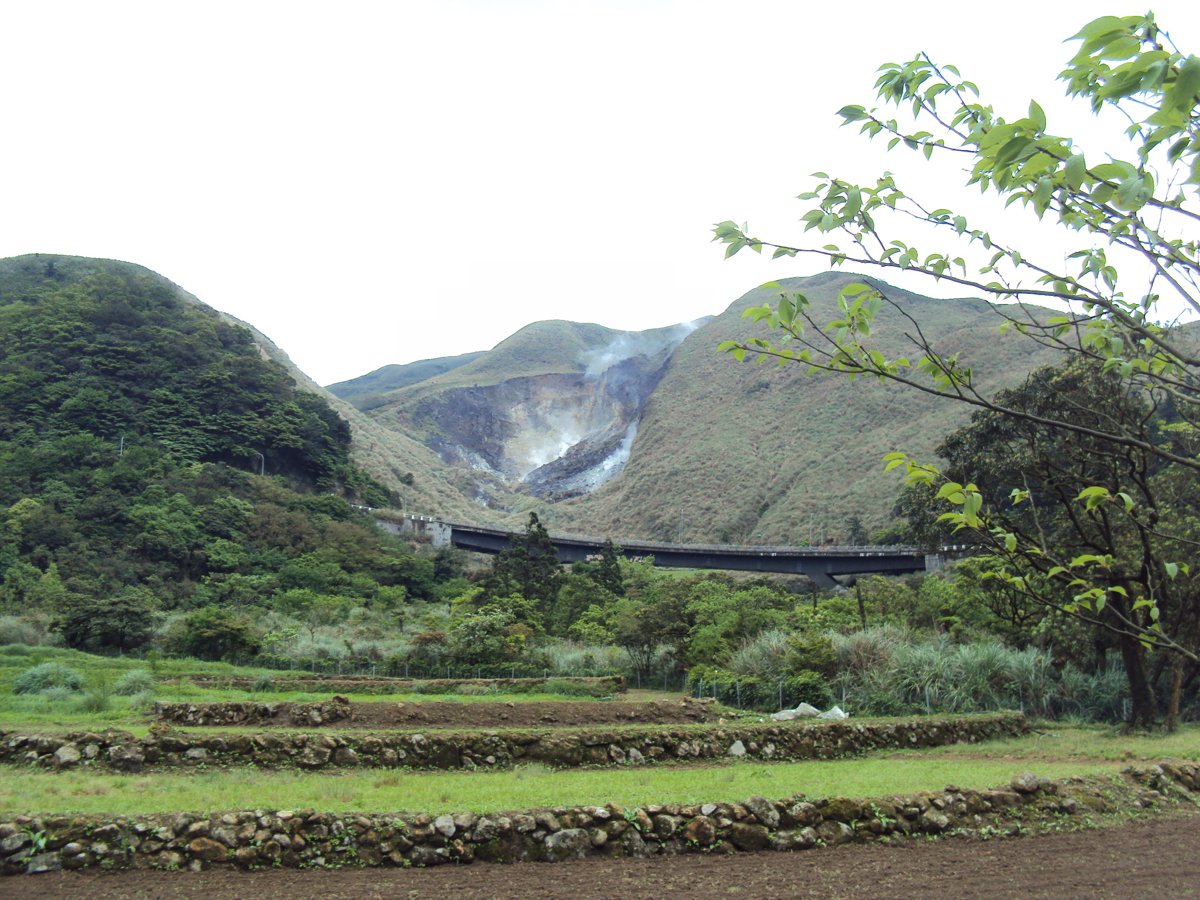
top-left (3, 764), bottom-right (1197, 875)
top-left (1, 713), bottom-right (1027, 773)
top-left (186, 675), bottom-right (626, 696)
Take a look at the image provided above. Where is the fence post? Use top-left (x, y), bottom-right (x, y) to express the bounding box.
top-left (778, 680), bottom-right (783, 711)
top-left (735, 680), bottom-right (741, 709)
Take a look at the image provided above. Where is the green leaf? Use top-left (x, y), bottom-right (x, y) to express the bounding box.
top-left (1028, 99), bottom-right (1046, 131)
top-left (1167, 56), bottom-right (1200, 112)
top-left (1064, 153), bottom-right (1087, 190)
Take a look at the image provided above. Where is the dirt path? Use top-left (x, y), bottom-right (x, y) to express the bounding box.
top-left (12, 812), bottom-right (1198, 899)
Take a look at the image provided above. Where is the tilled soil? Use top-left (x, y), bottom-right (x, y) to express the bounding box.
top-left (163, 698), bottom-right (723, 730)
top-left (352, 697), bottom-right (722, 729)
top-left (11, 812), bottom-right (1198, 899)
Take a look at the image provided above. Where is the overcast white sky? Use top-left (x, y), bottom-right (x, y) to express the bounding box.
top-left (2, 1), bottom-right (1198, 385)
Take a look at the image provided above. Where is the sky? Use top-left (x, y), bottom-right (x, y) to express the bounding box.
top-left (2, 1), bottom-right (1198, 385)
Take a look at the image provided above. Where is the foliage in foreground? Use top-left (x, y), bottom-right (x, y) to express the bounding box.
top-left (713, 12), bottom-right (1200, 727)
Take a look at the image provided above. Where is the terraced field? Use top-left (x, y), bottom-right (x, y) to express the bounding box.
top-left (2, 648), bottom-right (1199, 896)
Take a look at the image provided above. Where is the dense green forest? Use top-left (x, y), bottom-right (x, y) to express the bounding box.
top-left (0, 254), bottom-right (451, 658)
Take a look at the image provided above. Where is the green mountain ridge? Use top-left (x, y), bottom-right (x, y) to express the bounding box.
top-left (326, 352), bottom-right (487, 411)
top-left (0, 254), bottom-right (461, 638)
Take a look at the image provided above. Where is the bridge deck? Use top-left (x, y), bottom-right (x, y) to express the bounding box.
top-left (377, 516), bottom-right (958, 588)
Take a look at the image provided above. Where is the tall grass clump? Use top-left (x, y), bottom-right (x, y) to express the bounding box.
top-left (75, 682), bottom-right (113, 713)
top-left (0, 617), bottom-right (52, 647)
top-left (114, 669), bottom-right (156, 696)
top-left (13, 662), bottom-right (83, 694)
top-left (829, 631), bottom-right (1129, 722)
top-left (831, 625), bottom-right (906, 675)
top-left (1055, 660), bottom-right (1127, 722)
top-left (533, 642), bottom-right (626, 676)
top-left (727, 630), bottom-right (791, 677)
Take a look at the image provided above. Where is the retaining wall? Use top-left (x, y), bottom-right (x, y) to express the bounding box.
top-left (1, 713), bottom-right (1027, 772)
top-left (2, 763), bottom-right (1196, 875)
top-left (187, 675), bottom-right (627, 696)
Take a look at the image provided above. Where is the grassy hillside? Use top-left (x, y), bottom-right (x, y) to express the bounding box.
top-left (545, 272), bottom-right (1064, 543)
top-left (326, 352), bottom-right (487, 410)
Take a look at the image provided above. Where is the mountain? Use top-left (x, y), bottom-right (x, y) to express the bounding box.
top-left (327, 352), bottom-right (486, 411)
top-left (0, 253), bottom-right (460, 624)
top-left (360, 318), bottom-right (706, 499)
top-left (353, 271), bottom-right (1066, 542)
top-left (547, 272), bottom-right (1064, 542)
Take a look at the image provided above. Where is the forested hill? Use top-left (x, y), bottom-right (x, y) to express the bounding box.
top-left (0, 254), bottom-right (451, 648)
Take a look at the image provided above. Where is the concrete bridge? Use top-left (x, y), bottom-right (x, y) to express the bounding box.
top-left (378, 514), bottom-right (958, 588)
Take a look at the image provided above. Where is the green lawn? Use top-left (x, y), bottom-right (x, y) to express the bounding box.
top-left (886, 723), bottom-right (1200, 763)
top-left (0, 754), bottom-right (1120, 818)
top-left (6, 725), bottom-right (1195, 817)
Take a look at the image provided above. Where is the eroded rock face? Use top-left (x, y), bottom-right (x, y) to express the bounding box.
top-left (411, 364), bottom-right (663, 498)
top-left (385, 322), bottom-right (699, 500)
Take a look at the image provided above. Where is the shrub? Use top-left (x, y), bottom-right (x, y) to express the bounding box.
top-left (128, 690), bottom-right (158, 712)
top-left (784, 633), bottom-right (837, 678)
top-left (114, 669), bottom-right (156, 696)
top-left (784, 670), bottom-right (835, 709)
top-left (250, 674), bottom-right (276, 693)
top-left (13, 662), bottom-right (83, 694)
top-left (0, 617), bottom-right (50, 646)
top-left (458, 683), bottom-right (495, 696)
top-left (75, 683), bottom-right (112, 713)
top-left (542, 677), bottom-right (612, 697)
top-left (686, 665), bottom-right (832, 711)
top-left (37, 685), bottom-right (76, 705)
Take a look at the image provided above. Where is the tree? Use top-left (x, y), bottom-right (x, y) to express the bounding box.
top-left (55, 586), bottom-right (157, 653)
top-left (712, 13), bottom-right (1200, 725)
top-left (169, 605), bottom-right (263, 661)
top-left (483, 513), bottom-right (562, 615)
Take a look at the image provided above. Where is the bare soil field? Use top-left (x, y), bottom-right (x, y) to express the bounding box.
top-left (159, 697), bottom-right (722, 729)
top-left (11, 811), bottom-right (1197, 899)
top-left (359, 697), bottom-right (721, 729)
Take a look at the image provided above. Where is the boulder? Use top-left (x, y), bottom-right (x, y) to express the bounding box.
top-left (816, 820), bottom-right (854, 845)
top-left (188, 837), bottom-right (228, 861)
top-left (743, 795), bottom-right (780, 828)
top-left (108, 744), bottom-right (145, 772)
top-left (729, 823), bottom-right (771, 852)
top-left (1011, 772), bottom-right (1041, 794)
top-left (434, 815), bottom-right (456, 838)
top-left (52, 744), bottom-right (82, 769)
top-left (543, 828), bottom-right (591, 862)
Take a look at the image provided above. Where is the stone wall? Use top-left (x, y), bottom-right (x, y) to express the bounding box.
top-left (186, 675), bottom-right (627, 696)
top-left (0, 713), bottom-right (1028, 773)
top-left (2, 763), bottom-right (1196, 876)
top-left (155, 697), bottom-right (352, 728)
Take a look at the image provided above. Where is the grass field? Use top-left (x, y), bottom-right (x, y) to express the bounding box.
top-left (0, 753), bottom-right (1118, 818)
top-left (0, 645), bottom-right (609, 728)
top-left (1, 726), bottom-right (1196, 817)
